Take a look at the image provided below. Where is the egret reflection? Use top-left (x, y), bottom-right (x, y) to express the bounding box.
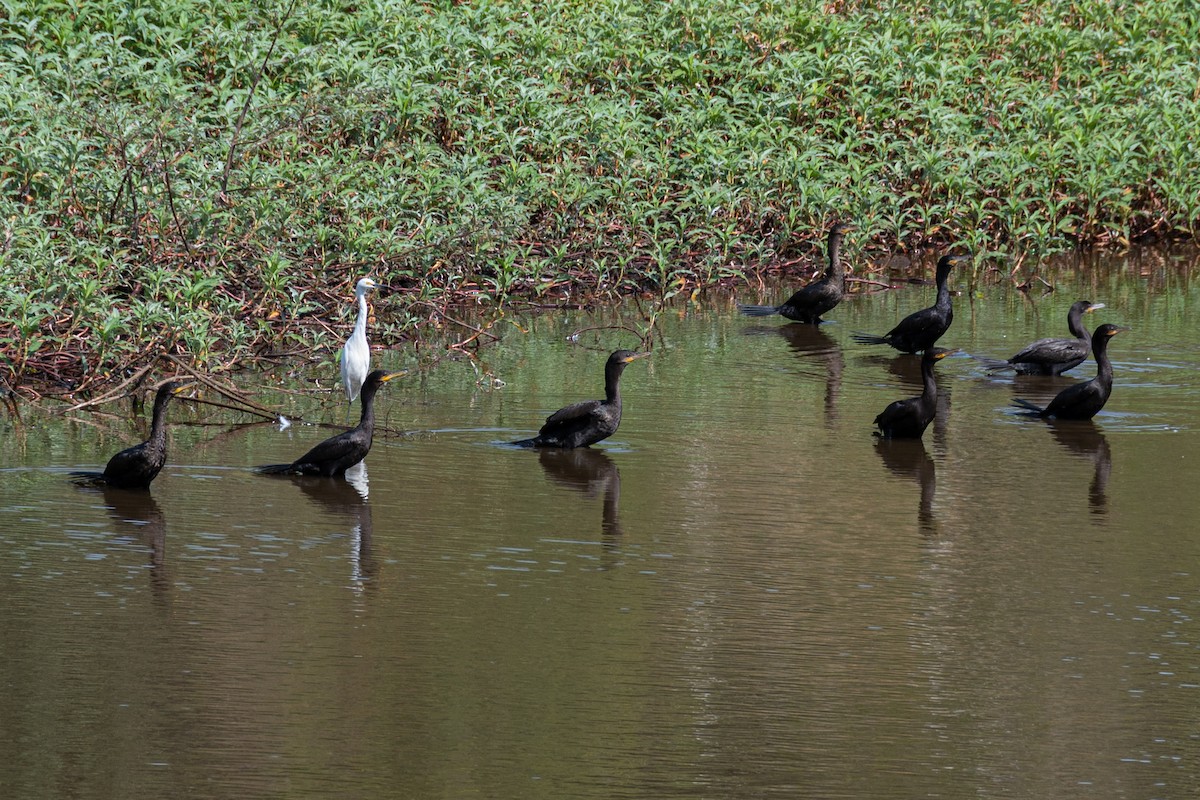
top-left (291, 463), bottom-right (376, 589)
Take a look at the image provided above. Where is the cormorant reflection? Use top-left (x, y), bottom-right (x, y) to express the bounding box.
top-left (1046, 420), bottom-right (1112, 517)
top-left (101, 486), bottom-right (169, 597)
top-left (290, 463), bottom-right (376, 588)
top-left (873, 437), bottom-right (937, 535)
top-left (777, 323), bottom-right (844, 423)
top-left (536, 448), bottom-right (622, 553)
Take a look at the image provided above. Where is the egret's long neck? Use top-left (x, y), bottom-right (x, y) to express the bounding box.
top-left (354, 291), bottom-right (370, 337)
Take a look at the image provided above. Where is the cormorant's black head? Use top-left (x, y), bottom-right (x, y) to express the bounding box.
top-left (609, 350), bottom-right (650, 367)
top-left (937, 253), bottom-right (971, 270)
top-left (363, 369), bottom-right (405, 389)
top-left (155, 381), bottom-right (193, 401)
top-left (1094, 324), bottom-right (1127, 340)
top-left (921, 347), bottom-right (955, 362)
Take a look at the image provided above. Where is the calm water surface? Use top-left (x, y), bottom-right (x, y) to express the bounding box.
top-left (3, 247), bottom-right (1200, 798)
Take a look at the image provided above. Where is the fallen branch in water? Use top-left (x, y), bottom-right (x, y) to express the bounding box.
top-left (846, 276), bottom-right (898, 291)
top-left (163, 355), bottom-right (283, 419)
top-left (180, 393), bottom-right (279, 422)
top-left (59, 362), bottom-right (159, 414)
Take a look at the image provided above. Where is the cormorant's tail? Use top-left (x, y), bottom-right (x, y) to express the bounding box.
top-left (511, 438), bottom-right (539, 448)
top-left (974, 355), bottom-right (1015, 374)
top-left (851, 332), bottom-right (889, 345)
top-left (1011, 398), bottom-right (1045, 415)
top-left (257, 463), bottom-right (296, 475)
top-left (69, 471), bottom-right (106, 487)
top-left (737, 304), bottom-right (780, 317)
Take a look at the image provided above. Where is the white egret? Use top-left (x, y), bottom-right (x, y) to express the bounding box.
top-left (341, 277), bottom-right (379, 401)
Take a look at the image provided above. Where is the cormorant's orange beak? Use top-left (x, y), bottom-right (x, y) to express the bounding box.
top-left (623, 352), bottom-right (651, 363)
top-left (379, 371), bottom-right (408, 382)
top-left (1086, 303), bottom-right (1106, 313)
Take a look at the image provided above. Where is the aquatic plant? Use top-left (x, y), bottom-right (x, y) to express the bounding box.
top-left (1, 0), bottom-right (1198, 391)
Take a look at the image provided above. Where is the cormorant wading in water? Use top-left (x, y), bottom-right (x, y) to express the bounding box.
top-left (1012, 324), bottom-right (1127, 420)
top-left (71, 381), bottom-right (193, 490)
top-left (513, 350), bottom-right (650, 448)
top-left (259, 370), bottom-right (402, 476)
top-left (979, 299), bottom-right (1105, 375)
top-left (852, 253), bottom-right (970, 353)
top-left (873, 349), bottom-right (952, 439)
top-left (738, 221), bottom-right (855, 324)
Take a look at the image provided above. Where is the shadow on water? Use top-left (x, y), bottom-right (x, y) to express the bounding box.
top-left (775, 323), bottom-right (844, 424)
top-left (99, 486), bottom-right (170, 598)
top-left (536, 448), bottom-right (622, 557)
top-left (1046, 420), bottom-right (1113, 518)
top-left (874, 437), bottom-right (937, 535)
top-left (288, 464), bottom-right (377, 589)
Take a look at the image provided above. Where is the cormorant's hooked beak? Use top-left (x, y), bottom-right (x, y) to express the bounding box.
top-left (1106, 326), bottom-right (1130, 336)
top-left (171, 382), bottom-right (197, 395)
top-left (623, 352), bottom-right (651, 363)
top-left (1086, 303), bottom-right (1106, 312)
top-left (378, 371), bottom-right (408, 382)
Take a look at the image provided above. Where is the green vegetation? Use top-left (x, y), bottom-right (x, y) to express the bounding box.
top-left (2, 0), bottom-right (1199, 392)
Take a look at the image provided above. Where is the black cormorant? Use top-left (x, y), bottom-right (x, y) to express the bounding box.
top-left (873, 348), bottom-right (952, 438)
top-left (980, 300), bottom-right (1105, 375)
top-left (1012, 324), bottom-right (1126, 420)
top-left (259, 370), bottom-right (401, 476)
top-left (852, 253), bottom-right (970, 353)
top-left (513, 350), bottom-right (649, 448)
top-left (71, 381), bottom-right (192, 490)
top-left (738, 221), bottom-right (855, 323)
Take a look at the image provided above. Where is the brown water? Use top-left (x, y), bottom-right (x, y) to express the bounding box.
top-left (2, 246), bottom-right (1199, 799)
